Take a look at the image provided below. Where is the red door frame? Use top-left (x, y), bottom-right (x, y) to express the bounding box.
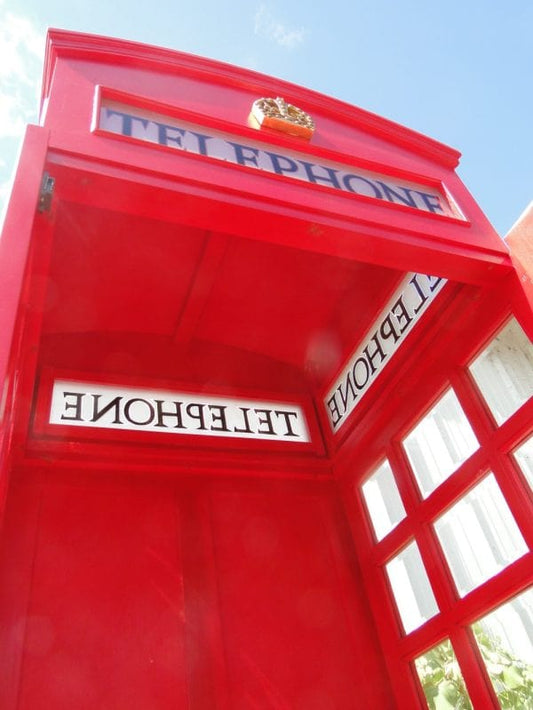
top-left (335, 269), bottom-right (533, 709)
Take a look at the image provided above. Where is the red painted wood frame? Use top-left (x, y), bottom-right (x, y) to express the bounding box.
top-left (336, 275), bottom-right (533, 709)
top-left (0, 30), bottom-right (531, 710)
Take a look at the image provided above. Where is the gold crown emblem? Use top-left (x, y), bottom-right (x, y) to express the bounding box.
top-left (251, 97), bottom-right (315, 140)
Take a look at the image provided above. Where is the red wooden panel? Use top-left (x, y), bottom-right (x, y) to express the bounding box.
top-left (11, 476), bottom-right (188, 710)
top-left (0, 477), bottom-right (43, 710)
top-left (209, 484), bottom-right (393, 709)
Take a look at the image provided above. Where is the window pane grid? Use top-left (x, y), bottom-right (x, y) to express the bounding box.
top-left (356, 316), bottom-right (533, 708)
top-left (362, 459), bottom-right (407, 541)
top-left (469, 319), bottom-right (533, 426)
top-left (403, 388), bottom-right (479, 499)
top-left (385, 540), bottom-right (440, 635)
top-left (434, 474), bottom-right (528, 598)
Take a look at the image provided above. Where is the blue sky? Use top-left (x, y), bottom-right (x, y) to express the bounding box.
top-left (0, 0), bottom-right (531, 236)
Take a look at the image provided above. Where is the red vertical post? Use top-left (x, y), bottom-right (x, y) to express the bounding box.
top-left (0, 126), bottom-right (49, 519)
top-left (506, 205), bottom-right (533, 336)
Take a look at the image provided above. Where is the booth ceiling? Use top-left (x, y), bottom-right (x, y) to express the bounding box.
top-left (40, 201), bottom-right (400, 392)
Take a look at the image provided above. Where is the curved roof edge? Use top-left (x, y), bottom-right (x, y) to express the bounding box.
top-left (43, 29), bottom-right (461, 169)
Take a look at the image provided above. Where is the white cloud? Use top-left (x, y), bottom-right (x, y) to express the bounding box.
top-left (254, 5), bottom-right (306, 49)
top-left (0, 10), bottom-right (45, 138)
top-left (0, 8), bottom-right (45, 221)
top-left (0, 177), bottom-right (12, 208)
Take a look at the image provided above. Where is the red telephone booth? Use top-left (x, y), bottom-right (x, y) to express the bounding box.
top-left (0, 30), bottom-right (531, 709)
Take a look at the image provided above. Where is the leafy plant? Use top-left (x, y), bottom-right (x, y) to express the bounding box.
top-left (415, 628), bottom-right (533, 709)
top-left (473, 622), bottom-right (533, 710)
top-left (415, 639), bottom-right (472, 709)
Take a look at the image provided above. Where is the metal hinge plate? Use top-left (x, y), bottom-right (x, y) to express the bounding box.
top-left (38, 172), bottom-right (55, 213)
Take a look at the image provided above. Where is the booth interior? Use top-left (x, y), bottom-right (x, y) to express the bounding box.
top-left (0, 30), bottom-right (531, 710)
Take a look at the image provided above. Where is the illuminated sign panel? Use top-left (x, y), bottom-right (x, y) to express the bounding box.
top-left (325, 273), bottom-right (445, 431)
top-left (50, 380), bottom-right (310, 442)
top-left (98, 101), bottom-right (459, 218)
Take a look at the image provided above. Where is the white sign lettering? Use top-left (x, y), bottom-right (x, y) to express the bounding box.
top-left (98, 101), bottom-right (460, 218)
top-left (325, 273), bottom-right (446, 431)
top-left (50, 381), bottom-right (310, 442)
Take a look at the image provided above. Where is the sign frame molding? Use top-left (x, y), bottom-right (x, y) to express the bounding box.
top-left (91, 85), bottom-right (466, 224)
top-left (33, 367), bottom-right (325, 457)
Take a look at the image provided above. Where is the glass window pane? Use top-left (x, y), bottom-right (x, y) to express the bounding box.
top-left (385, 540), bottom-right (439, 634)
top-left (403, 389), bottom-right (479, 498)
top-left (414, 638), bottom-right (473, 710)
top-left (472, 588), bottom-right (533, 709)
top-left (469, 318), bottom-right (533, 425)
top-left (514, 437), bottom-right (533, 491)
top-left (434, 474), bottom-right (528, 597)
top-left (362, 460), bottom-right (407, 541)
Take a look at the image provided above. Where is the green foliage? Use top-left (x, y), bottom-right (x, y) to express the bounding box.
top-left (473, 623), bottom-right (533, 710)
top-left (415, 639), bottom-right (472, 709)
top-left (415, 628), bottom-right (533, 710)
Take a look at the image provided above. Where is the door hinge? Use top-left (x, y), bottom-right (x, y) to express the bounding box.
top-left (38, 172), bottom-right (55, 213)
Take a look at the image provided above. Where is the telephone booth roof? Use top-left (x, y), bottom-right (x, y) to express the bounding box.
top-left (16, 29), bottom-right (514, 460)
